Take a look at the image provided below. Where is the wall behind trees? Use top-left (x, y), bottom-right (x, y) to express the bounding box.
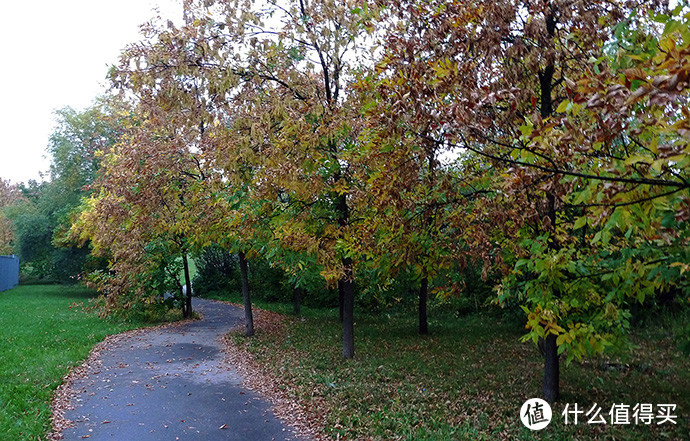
top-left (0, 255), bottom-right (19, 292)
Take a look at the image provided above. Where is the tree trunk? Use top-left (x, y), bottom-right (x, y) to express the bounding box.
top-left (293, 285), bottom-right (302, 315)
top-left (238, 250), bottom-right (254, 337)
top-left (338, 280), bottom-right (344, 322)
top-left (341, 257), bottom-right (355, 359)
top-left (543, 333), bottom-right (559, 402)
top-left (179, 284), bottom-right (187, 317)
top-left (419, 140), bottom-right (434, 336)
top-left (334, 189), bottom-right (355, 358)
top-left (538, 10), bottom-right (560, 403)
top-left (419, 276), bottom-right (428, 335)
top-left (182, 253), bottom-right (193, 319)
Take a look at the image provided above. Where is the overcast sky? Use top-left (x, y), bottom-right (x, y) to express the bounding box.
top-left (0, 0), bottom-right (183, 184)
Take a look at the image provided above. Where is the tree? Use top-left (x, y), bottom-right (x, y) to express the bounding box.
top-left (48, 104), bottom-right (118, 204)
top-left (366, 0), bottom-right (678, 401)
top-left (0, 178), bottom-right (23, 255)
top-left (4, 195), bottom-right (54, 278)
top-left (0, 103), bottom-right (120, 282)
top-left (496, 3), bottom-right (690, 371)
top-left (47, 103), bottom-right (120, 281)
top-left (106, 0), bottom-right (380, 357)
top-left (207, 0), bottom-right (374, 356)
top-left (68, 98), bottom-right (209, 318)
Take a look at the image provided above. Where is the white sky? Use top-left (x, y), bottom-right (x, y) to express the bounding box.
top-left (0, 0), bottom-right (183, 184)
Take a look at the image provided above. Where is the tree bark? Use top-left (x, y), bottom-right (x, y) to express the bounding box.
top-left (341, 257), bottom-right (355, 359)
top-left (238, 250), bottom-right (254, 337)
top-left (543, 333), bottom-right (559, 402)
top-left (293, 285), bottom-right (302, 315)
top-left (338, 280), bottom-right (344, 322)
top-left (538, 9), bottom-right (560, 402)
top-left (418, 138), bottom-right (434, 336)
top-left (419, 276), bottom-right (428, 335)
top-left (334, 187), bottom-right (355, 358)
top-left (182, 253), bottom-right (193, 319)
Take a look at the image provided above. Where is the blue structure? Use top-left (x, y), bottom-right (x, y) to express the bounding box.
top-left (0, 255), bottom-right (19, 292)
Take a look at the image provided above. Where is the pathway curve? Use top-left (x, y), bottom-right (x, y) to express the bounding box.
top-left (60, 298), bottom-right (300, 441)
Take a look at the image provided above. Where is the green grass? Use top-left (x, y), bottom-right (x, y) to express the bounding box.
top-left (214, 290), bottom-right (690, 441)
top-left (0, 285), bottom-right (149, 440)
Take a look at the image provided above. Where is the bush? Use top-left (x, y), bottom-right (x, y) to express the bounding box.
top-left (192, 246), bottom-right (239, 296)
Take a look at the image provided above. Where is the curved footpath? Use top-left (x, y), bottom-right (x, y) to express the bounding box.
top-left (59, 298), bottom-right (301, 441)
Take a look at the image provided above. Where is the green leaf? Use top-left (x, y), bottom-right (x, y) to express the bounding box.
top-left (591, 231), bottom-right (602, 244)
top-left (573, 216), bottom-right (587, 230)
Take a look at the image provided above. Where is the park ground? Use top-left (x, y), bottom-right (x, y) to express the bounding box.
top-left (0, 285), bottom-right (150, 439)
top-left (0, 285), bottom-right (688, 440)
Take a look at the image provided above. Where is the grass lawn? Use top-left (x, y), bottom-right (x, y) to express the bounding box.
top-left (0, 284), bottom-right (148, 440)
top-left (211, 291), bottom-right (690, 441)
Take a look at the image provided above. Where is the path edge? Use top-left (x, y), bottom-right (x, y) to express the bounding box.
top-left (47, 319), bottom-right (196, 441)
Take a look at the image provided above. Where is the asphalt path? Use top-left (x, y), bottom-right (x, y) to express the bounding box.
top-left (60, 298), bottom-right (300, 441)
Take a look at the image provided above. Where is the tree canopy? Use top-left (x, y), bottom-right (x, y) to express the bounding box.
top-left (49, 0), bottom-right (690, 402)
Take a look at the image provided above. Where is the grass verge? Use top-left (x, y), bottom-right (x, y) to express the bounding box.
top-left (212, 291), bottom-right (690, 441)
top-left (0, 284), bottom-right (151, 440)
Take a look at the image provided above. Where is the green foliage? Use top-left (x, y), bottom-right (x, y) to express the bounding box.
top-left (193, 245), bottom-right (338, 307)
top-left (48, 105), bottom-right (116, 198)
top-left (193, 246), bottom-right (240, 296)
top-left (1, 103), bottom-right (115, 282)
top-left (494, 5), bottom-right (690, 364)
top-left (4, 199), bottom-right (54, 279)
top-left (5, 181), bottom-right (100, 283)
top-left (249, 257), bottom-right (291, 303)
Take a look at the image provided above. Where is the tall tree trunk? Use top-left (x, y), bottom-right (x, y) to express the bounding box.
top-left (238, 250), bottom-right (254, 337)
top-left (543, 333), bottom-right (559, 402)
top-left (419, 275), bottom-right (428, 335)
top-left (182, 253), bottom-right (193, 319)
top-left (293, 285), bottom-right (302, 316)
top-left (419, 139), bottom-right (435, 336)
top-left (335, 189), bottom-right (355, 359)
top-left (341, 257), bottom-right (355, 359)
top-left (338, 280), bottom-right (344, 322)
top-left (543, 192), bottom-right (560, 401)
top-left (179, 284), bottom-right (187, 317)
top-left (538, 9), bottom-right (560, 402)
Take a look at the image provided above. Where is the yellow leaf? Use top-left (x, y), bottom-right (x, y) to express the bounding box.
top-left (651, 158), bottom-right (665, 172)
top-left (624, 154), bottom-right (651, 166)
top-left (556, 100), bottom-right (569, 113)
